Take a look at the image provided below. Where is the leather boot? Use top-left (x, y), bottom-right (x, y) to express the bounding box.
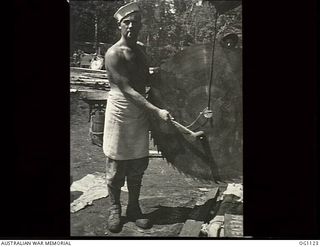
top-left (126, 181), bottom-right (151, 229)
top-left (107, 185), bottom-right (122, 233)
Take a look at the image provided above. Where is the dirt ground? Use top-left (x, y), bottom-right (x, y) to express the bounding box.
top-left (70, 92), bottom-right (241, 237)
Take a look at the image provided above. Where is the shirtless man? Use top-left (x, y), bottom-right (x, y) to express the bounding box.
top-left (103, 3), bottom-right (170, 233)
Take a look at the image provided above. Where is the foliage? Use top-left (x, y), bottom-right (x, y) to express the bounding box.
top-left (70, 0), bottom-right (242, 66)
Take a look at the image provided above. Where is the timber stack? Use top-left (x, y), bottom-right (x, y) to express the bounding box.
top-left (70, 67), bottom-right (110, 147)
top-left (179, 183), bottom-right (243, 238)
top-left (70, 67), bottom-right (110, 92)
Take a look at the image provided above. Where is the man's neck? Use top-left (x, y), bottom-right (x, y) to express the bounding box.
top-left (119, 36), bottom-right (137, 48)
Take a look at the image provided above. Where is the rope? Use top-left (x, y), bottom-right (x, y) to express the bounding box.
top-left (186, 107), bottom-right (209, 128)
top-left (186, 111), bottom-right (204, 128)
top-left (186, 8), bottom-right (219, 130)
top-left (183, 7), bottom-right (220, 130)
top-left (207, 10), bottom-right (219, 109)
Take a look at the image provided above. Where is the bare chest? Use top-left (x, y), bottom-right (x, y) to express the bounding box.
top-left (123, 49), bottom-right (148, 77)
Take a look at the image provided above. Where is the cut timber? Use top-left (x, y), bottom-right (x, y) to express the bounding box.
top-left (179, 220), bottom-right (204, 237)
top-left (70, 66), bottom-right (106, 74)
top-left (81, 73), bottom-right (108, 79)
top-left (70, 80), bottom-right (109, 85)
top-left (70, 67), bottom-right (110, 91)
top-left (224, 214), bottom-right (243, 238)
top-left (179, 187), bottom-right (219, 237)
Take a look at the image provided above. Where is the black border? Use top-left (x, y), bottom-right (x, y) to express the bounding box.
top-left (9, 0), bottom-right (319, 239)
top-left (11, 0), bottom-right (70, 238)
top-left (242, 0), bottom-right (319, 239)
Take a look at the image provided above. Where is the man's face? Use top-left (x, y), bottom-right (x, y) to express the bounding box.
top-left (119, 12), bottom-right (142, 40)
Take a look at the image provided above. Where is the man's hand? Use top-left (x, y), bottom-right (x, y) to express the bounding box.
top-left (155, 109), bottom-right (175, 134)
top-left (156, 109), bottom-right (171, 122)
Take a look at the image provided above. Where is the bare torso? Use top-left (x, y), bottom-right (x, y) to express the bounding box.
top-left (106, 42), bottom-right (149, 95)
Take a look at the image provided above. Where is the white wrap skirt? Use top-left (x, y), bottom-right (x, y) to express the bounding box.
top-left (103, 90), bottom-right (149, 160)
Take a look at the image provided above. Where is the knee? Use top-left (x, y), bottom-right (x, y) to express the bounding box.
top-left (127, 176), bottom-right (143, 187)
top-left (106, 166), bottom-right (125, 188)
top-left (107, 176), bottom-right (125, 189)
top-left (106, 158), bottom-right (125, 188)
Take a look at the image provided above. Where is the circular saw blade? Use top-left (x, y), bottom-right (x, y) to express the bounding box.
top-left (149, 42), bottom-right (242, 181)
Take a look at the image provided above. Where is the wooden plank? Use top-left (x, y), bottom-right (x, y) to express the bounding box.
top-left (71, 74), bottom-right (108, 80)
top-left (70, 66), bottom-right (106, 74)
top-left (70, 80), bottom-right (109, 85)
top-left (224, 214), bottom-right (243, 238)
top-left (179, 187), bottom-right (220, 237)
top-left (70, 66), bottom-right (157, 76)
top-left (179, 220), bottom-right (203, 237)
top-left (70, 79), bottom-right (109, 85)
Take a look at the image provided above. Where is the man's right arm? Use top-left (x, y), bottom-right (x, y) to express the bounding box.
top-left (105, 49), bottom-right (170, 121)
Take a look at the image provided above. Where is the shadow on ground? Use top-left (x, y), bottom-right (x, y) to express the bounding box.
top-left (136, 206), bottom-right (192, 225)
